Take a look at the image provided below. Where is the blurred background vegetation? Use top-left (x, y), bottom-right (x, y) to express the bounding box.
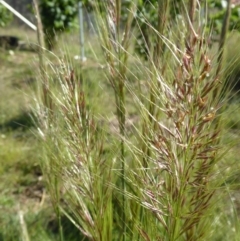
top-left (0, 0), bottom-right (240, 240)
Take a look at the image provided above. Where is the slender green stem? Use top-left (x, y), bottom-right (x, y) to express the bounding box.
top-left (115, 1), bottom-right (126, 240)
top-left (216, 0), bottom-right (232, 76)
top-left (118, 78), bottom-right (126, 241)
top-left (57, 208), bottom-right (64, 241)
top-left (54, 178), bottom-right (64, 241)
top-left (189, 0), bottom-right (196, 25)
top-left (154, 0), bottom-right (170, 65)
top-left (33, 0), bottom-right (48, 106)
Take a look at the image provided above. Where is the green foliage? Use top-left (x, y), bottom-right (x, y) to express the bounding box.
top-left (39, 0), bottom-right (78, 49)
top-left (134, 0), bottom-right (159, 57)
top-left (0, 4), bottom-right (13, 27)
top-left (204, 0), bottom-right (240, 38)
top-left (207, 0), bottom-right (240, 35)
top-left (133, 0), bottom-right (184, 58)
top-left (133, 0), bottom-right (240, 58)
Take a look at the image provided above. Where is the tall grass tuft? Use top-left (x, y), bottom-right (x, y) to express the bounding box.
top-left (35, 1), bottom-right (239, 240)
top-left (95, 1), bottom-right (137, 240)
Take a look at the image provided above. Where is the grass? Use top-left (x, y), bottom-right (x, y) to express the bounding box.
top-left (0, 24), bottom-right (119, 241)
top-left (0, 27), bottom-right (72, 241)
top-left (35, 1), bottom-right (240, 241)
top-left (1, 1), bottom-right (240, 240)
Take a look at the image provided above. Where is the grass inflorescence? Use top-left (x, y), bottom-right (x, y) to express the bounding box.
top-left (35, 1), bottom-right (240, 241)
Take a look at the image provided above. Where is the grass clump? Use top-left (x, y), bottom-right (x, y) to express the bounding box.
top-left (35, 1), bottom-right (240, 241)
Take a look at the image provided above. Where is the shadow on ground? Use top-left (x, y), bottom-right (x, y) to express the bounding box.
top-left (0, 111), bottom-right (36, 131)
